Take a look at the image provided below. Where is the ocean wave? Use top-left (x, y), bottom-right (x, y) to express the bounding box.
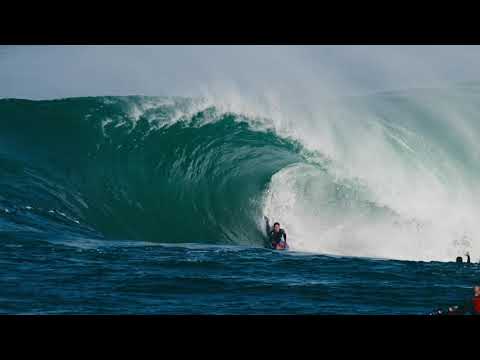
top-left (1, 91), bottom-right (479, 261)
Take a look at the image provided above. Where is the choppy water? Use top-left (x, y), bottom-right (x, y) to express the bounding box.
top-left (2, 239), bottom-right (479, 314)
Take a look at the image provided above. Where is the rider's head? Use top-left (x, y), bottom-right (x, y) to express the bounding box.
top-left (273, 222), bottom-right (280, 232)
top-left (456, 256), bottom-right (463, 263)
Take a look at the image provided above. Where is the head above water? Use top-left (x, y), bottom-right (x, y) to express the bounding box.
top-left (456, 256), bottom-right (463, 263)
top-left (273, 222), bottom-right (280, 232)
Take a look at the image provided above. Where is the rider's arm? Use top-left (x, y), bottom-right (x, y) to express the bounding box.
top-left (265, 217), bottom-right (271, 235)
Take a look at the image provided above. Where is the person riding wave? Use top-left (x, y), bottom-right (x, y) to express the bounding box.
top-left (264, 216), bottom-right (288, 250)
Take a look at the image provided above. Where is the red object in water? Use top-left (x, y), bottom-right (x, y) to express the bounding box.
top-left (473, 296), bottom-right (480, 314)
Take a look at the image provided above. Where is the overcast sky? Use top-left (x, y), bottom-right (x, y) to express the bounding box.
top-left (1, 45), bottom-right (480, 100)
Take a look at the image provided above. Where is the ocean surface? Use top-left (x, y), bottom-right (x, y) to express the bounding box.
top-left (1, 92), bottom-right (480, 314)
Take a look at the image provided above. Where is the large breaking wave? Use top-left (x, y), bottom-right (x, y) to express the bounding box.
top-left (1, 87), bottom-right (480, 262)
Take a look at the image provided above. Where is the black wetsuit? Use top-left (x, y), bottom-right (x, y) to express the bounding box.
top-left (265, 220), bottom-right (287, 249)
top-left (455, 254), bottom-right (471, 263)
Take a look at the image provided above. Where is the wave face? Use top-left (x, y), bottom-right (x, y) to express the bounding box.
top-left (0, 97), bottom-right (302, 246)
top-left (1, 88), bottom-right (480, 261)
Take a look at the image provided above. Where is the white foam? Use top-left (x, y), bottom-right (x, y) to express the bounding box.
top-left (229, 90), bottom-right (480, 262)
